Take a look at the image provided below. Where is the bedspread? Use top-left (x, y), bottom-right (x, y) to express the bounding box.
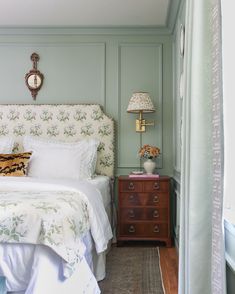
top-left (0, 190), bottom-right (89, 277)
top-left (0, 177), bottom-right (113, 279)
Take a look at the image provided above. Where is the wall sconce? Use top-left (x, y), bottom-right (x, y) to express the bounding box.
top-left (127, 92), bottom-right (155, 132)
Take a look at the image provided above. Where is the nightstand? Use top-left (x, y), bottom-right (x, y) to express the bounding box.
top-left (117, 175), bottom-right (172, 247)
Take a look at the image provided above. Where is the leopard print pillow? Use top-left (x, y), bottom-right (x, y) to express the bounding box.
top-left (0, 152), bottom-right (32, 176)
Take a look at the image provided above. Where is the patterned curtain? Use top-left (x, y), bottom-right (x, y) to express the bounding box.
top-left (211, 0), bottom-right (226, 293)
top-left (179, 0), bottom-right (225, 293)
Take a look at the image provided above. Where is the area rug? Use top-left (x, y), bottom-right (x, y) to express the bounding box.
top-left (99, 247), bottom-right (164, 294)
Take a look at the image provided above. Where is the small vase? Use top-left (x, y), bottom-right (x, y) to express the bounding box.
top-left (143, 159), bottom-right (156, 174)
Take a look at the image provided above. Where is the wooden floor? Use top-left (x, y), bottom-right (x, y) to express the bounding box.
top-left (159, 247), bottom-right (178, 294)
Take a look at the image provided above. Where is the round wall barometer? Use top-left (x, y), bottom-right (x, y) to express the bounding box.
top-left (25, 53), bottom-right (44, 100)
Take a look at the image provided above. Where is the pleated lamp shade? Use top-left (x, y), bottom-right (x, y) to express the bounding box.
top-left (127, 92), bottom-right (155, 113)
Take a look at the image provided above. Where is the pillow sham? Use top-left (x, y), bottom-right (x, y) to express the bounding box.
top-left (0, 137), bottom-right (14, 154)
top-left (23, 136), bottom-right (99, 180)
top-left (0, 152), bottom-right (32, 177)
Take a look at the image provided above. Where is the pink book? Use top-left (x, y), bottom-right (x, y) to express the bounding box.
top-left (129, 173), bottom-right (159, 178)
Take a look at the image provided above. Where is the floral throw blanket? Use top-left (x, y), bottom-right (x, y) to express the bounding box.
top-left (0, 190), bottom-right (90, 277)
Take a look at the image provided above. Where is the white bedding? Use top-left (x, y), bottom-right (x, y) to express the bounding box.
top-left (0, 244), bottom-right (99, 294)
top-left (0, 177), bottom-right (113, 294)
top-left (87, 176), bottom-right (111, 210)
top-left (87, 176), bottom-right (113, 281)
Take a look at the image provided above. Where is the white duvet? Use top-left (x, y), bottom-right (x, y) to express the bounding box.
top-left (0, 177), bottom-right (113, 294)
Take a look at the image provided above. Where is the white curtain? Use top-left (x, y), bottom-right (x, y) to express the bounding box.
top-left (178, 0), bottom-right (225, 293)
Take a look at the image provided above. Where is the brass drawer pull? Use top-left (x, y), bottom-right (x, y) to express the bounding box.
top-left (128, 225), bottom-right (135, 233)
top-left (128, 182), bottom-right (135, 190)
top-left (153, 195), bottom-right (159, 203)
top-left (153, 210), bottom-right (159, 218)
top-left (129, 195), bottom-right (135, 202)
top-left (153, 225), bottom-right (160, 233)
top-left (129, 209), bottom-right (135, 218)
top-left (153, 182), bottom-right (160, 190)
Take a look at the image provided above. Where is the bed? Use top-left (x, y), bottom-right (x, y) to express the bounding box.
top-left (0, 104), bottom-right (115, 294)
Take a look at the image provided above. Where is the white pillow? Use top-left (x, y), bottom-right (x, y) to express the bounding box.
top-left (23, 136), bottom-right (99, 180)
top-left (0, 137), bottom-right (14, 154)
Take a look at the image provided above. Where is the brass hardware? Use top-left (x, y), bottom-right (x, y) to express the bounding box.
top-left (153, 210), bottom-right (159, 218)
top-left (128, 225), bottom-right (135, 233)
top-left (135, 111), bottom-right (154, 132)
top-left (129, 195), bottom-right (135, 202)
top-left (153, 182), bottom-right (160, 190)
top-left (128, 182), bottom-right (135, 190)
top-left (153, 225), bottom-right (160, 233)
top-left (129, 209), bottom-right (135, 218)
top-left (153, 195), bottom-right (159, 203)
top-left (126, 92), bottom-right (155, 132)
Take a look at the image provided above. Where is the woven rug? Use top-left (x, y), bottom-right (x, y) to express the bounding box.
top-left (99, 247), bottom-right (164, 294)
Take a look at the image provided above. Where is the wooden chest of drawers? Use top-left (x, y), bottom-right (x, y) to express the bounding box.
top-left (117, 175), bottom-right (172, 247)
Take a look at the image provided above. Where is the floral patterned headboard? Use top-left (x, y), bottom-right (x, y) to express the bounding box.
top-left (0, 104), bottom-right (114, 177)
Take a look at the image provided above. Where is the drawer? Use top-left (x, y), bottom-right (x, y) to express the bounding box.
top-left (119, 223), bottom-right (168, 238)
top-left (145, 192), bottom-right (168, 206)
top-left (119, 180), bottom-right (143, 192)
top-left (120, 207), bottom-right (168, 221)
top-left (144, 180), bottom-right (169, 192)
top-left (119, 192), bottom-right (168, 207)
top-left (119, 193), bottom-right (141, 206)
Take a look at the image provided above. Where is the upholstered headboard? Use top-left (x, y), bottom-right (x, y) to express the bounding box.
top-left (0, 104), bottom-right (114, 177)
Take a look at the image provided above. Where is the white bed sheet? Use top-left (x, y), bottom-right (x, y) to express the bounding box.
top-left (86, 176), bottom-right (113, 281)
top-left (0, 176), bottom-right (113, 294)
top-left (0, 244), bottom-right (100, 294)
top-left (87, 176), bottom-right (111, 210)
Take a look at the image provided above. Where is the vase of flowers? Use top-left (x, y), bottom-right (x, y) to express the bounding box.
top-left (138, 144), bottom-right (160, 174)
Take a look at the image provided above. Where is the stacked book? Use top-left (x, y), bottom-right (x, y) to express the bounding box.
top-left (129, 171), bottom-right (159, 178)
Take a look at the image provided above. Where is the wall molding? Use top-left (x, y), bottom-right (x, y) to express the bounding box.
top-left (173, 169), bottom-right (181, 184)
top-left (117, 42), bottom-right (163, 169)
top-left (0, 42), bottom-right (106, 106)
top-left (173, 183), bottom-right (181, 250)
top-left (0, 0), bottom-right (183, 39)
top-left (0, 26), bottom-right (171, 36)
top-left (166, 0), bottom-right (184, 33)
top-left (0, 27), bottom-right (174, 177)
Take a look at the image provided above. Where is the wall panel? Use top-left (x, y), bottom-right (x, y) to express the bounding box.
top-left (172, 0), bottom-right (185, 248)
top-left (118, 43), bottom-right (163, 169)
top-left (0, 30), bottom-right (173, 176)
top-left (0, 43), bottom-right (105, 105)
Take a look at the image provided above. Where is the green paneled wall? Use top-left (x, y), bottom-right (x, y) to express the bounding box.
top-left (0, 30), bottom-right (173, 176)
top-left (0, 43), bottom-right (106, 104)
top-left (119, 43), bottom-right (163, 169)
top-left (172, 0), bottom-right (185, 249)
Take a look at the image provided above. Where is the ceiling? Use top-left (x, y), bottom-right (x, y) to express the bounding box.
top-left (0, 0), bottom-right (172, 27)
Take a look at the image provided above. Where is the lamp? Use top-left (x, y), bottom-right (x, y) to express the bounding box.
top-left (127, 92), bottom-right (155, 132)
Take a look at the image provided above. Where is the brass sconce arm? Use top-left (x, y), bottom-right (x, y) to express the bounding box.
top-left (126, 92), bottom-right (156, 132)
top-left (135, 111), bottom-right (155, 132)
